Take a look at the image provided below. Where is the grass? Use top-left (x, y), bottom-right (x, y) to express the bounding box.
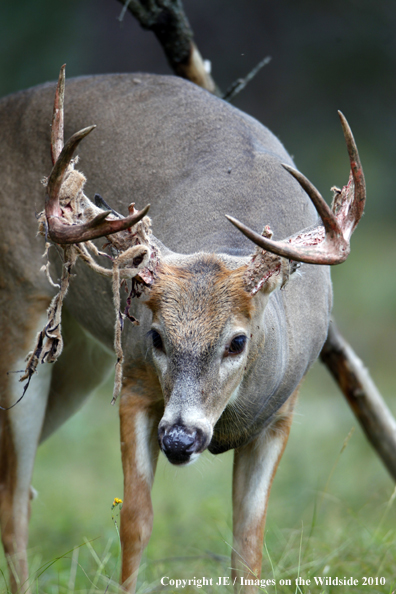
top-left (1, 225), bottom-right (395, 593)
top-left (1, 361), bottom-right (395, 594)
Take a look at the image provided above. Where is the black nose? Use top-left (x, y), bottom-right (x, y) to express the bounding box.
top-left (159, 424), bottom-right (203, 465)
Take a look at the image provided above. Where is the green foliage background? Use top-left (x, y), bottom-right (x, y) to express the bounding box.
top-left (0, 0), bottom-right (395, 591)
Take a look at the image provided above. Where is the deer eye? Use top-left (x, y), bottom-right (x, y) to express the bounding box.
top-left (225, 335), bottom-right (247, 357)
top-left (149, 329), bottom-right (164, 352)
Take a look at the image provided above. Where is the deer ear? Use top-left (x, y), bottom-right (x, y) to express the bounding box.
top-left (242, 226), bottom-right (291, 296)
top-left (243, 247), bottom-right (287, 296)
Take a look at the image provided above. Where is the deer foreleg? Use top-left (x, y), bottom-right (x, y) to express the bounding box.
top-left (0, 310), bottom-right (52, 594)
top-left (231, 390), bottom-right (298, 593)
top-left (119, 374), bottom-right (163, 594)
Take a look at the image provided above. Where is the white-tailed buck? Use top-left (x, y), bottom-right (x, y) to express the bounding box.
top-left (0, 61), bottom-right (365, 592)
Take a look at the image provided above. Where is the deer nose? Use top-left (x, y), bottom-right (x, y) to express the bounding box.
top-left (159, 424), bottom-right (204, 465)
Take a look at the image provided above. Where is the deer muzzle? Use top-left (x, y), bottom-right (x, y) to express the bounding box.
top-left (158, 421), bottom-right (211, 465)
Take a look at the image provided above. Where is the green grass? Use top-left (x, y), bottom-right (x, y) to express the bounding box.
top-left (1, 361), bottom-right (395, 593)
top-left (1, 225), bottom-right (395, 593)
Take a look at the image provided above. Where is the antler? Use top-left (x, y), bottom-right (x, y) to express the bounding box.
top-left (45, 65), bottom-right (150, 245)
top-left (226, 112), bottom-right (366, 265)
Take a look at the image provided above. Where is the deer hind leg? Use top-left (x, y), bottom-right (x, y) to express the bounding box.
top-left (0, 302), bottom-right (52, 594)
top-left (231, 387), bottom-right (299, 593)
top-left (119, 369), bottom-right (163, 594)
top-left (0, 302), bottom-right (113, 593)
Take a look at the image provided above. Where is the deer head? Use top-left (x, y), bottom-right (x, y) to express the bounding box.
top-left (36, 67), bottom-right (365, 465)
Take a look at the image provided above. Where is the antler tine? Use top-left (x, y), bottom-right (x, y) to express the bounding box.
top-left (338, 111), bottom-right (366, 238)
top-left (51, 65), bottom-right (66, 165)
top-left (46, 125), bottom-right (96, 221)
top-left (225, 215), bottom-right (342, 264)
top-left (281, 164), bottom-right (340, 236)
top-left (47, 203), bottom-right (151, 245)
top-left (46, 128), bottom-right (151, 244)
top-left (225, 215), bottom-right (303, 261)
top-left (226, 112), bottom-right (365, 266)
top-left (46, 68), bottom-right (152, 245)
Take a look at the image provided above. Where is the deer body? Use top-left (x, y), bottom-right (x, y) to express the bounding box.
top-left (1, 73), bottom-right (339, 592)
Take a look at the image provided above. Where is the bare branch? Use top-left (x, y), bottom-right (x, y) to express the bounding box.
top-left (222, 56), bottom-right (272, 102)
top-left (321, 321), bottom-right (396, 482)
top-left (117, 0), bottom-right (216, 93)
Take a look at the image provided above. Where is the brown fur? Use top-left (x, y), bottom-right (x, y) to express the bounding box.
top-left (0, 293), bottom-right (51, 594)
top-left (0, 420), bottom-right (20, 593)
top-left (146, 254), bottom-right (253, 353)
top-left (121, 364), bottom-right (164, 404)
top-left (119, 374), bottom-right (164, 592)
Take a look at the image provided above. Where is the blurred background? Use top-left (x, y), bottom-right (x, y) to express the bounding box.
top-left (1, 1), bottom-right (395, 591)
